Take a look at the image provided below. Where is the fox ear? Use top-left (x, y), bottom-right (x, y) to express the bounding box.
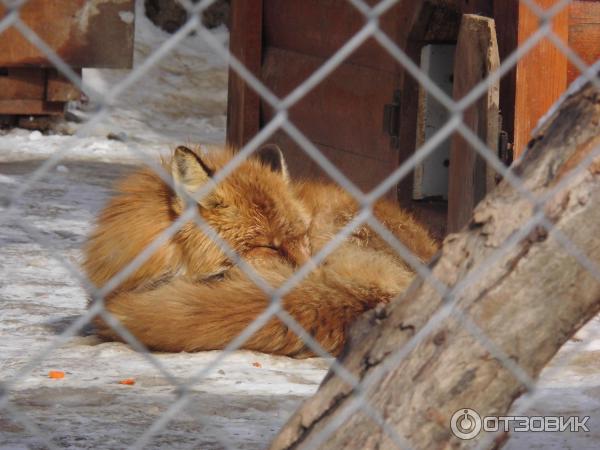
top-left (256, 144), bottom-right (289, 182)
top-left (171, 146), bottom-right (216, 208)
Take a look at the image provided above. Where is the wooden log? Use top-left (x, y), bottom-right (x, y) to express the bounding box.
top-left (447, 14), bottom-right (500, 233)
top-left (270, 82), bottom-right (600, 449)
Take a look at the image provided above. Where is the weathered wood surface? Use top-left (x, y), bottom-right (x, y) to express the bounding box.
top-left (270, 83), bottom-right (600, 449)
top-left (0, 0), bottom-right (134, 68)
top-left (447, 15), bottom-right (500, 233)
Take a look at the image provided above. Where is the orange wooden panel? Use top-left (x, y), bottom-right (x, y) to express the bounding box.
top-left (568, 1), bottom-right (600, 83)
top-left (570, 0), bottom-right (600, 22)
top-left (0, 0), bottom-right (134, 68)
top-left (0, 68), bottom-right (44, 100)
top-left (513, 0), bottom-right (569, 157)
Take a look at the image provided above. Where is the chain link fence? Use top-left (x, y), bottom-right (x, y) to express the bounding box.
top-left (1, 0), bottom-right (600, 449)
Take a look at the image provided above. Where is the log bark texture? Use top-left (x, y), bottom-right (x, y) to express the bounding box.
top-left (270, 83), bottom-right (600, 450)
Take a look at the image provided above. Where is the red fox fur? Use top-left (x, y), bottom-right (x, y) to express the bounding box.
top-left (84, 145), bottom-right (438, 357)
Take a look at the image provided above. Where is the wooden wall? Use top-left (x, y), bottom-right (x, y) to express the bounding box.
top-left (227, 0), bottom-right (600, 237)
top-left (569, 0), bottom-right (600, 83)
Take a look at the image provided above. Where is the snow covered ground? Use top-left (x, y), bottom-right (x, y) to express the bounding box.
top-left (0, 157), bottom-right (329, 450)
top-left (1, 1), bottom-right (600, 449)
top-left (0, 2), bottom-right (328, 449)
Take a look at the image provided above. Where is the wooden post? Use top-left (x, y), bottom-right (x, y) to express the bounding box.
top-left (226, 0), bottom-right (263, 149)
top-left (494, 0), bottom-right (569, 159)
top-left (447, 15), bottom-right (500, 233)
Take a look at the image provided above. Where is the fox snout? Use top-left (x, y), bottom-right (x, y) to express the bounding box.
top-left (280, 237), bottom-right (312, 267)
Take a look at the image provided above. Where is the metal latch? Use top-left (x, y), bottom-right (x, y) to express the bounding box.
top-left (383, 89), bottom-right (401, 149)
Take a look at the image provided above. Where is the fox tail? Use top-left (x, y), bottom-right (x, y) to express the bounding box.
top-left (96, 248), bottom-right (412, 357)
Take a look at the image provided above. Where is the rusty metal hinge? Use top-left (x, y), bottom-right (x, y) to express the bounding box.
top-left (383, 89), bottom-right (401, 149)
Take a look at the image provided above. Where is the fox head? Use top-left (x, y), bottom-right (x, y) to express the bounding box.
top-left (170, 145), bottom-right (312, 277)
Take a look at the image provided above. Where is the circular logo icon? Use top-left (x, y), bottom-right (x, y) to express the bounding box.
top-left (450, 408), bottom-right (482, 440)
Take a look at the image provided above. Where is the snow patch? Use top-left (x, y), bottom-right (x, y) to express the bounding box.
top-left (0, 2), bottom-right (331, 448)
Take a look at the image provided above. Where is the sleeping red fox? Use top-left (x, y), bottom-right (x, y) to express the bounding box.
top-left (84, 145), bottom-right (438, 357)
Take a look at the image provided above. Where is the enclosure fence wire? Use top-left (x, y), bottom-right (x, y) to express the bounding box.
top-left (0, 0), bottom-right (599, 449)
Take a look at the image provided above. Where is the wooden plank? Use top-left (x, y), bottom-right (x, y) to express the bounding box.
top-left (0, 100), bottom-right (64, 115)
top-left (226, 0), bottom-right (263, 149)
top-left (447, 14), bottom-right (500, 233)
top-left (262, 0), bottom-right (412, 74)
top-left (266, 130), bottom-right (398, 199)
top-left (568, 24), bottom-right (600, 83)
top-left (568, 1), bottom-right (600, 83)
top-left (569, 0), bottom-right (600, 22)
top-left (0, 68), bottom-right (45, 100)
top-left (46, 69), bottom-right (81, 102)
top-left (0, 0), bottom-right (134, 68)
top-left (513, 0), bottom-right (569, 157)
top-left (260, 47), bottom-right (399, 164)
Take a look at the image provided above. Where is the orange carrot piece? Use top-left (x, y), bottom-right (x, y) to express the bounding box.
top-left (118, 378), bottom-right (136, 385)
top-left (48, 370), bottom-right (65, 379)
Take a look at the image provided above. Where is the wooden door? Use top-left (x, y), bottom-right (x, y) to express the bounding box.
top-left (228, 0), bottom-right (415, 197)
